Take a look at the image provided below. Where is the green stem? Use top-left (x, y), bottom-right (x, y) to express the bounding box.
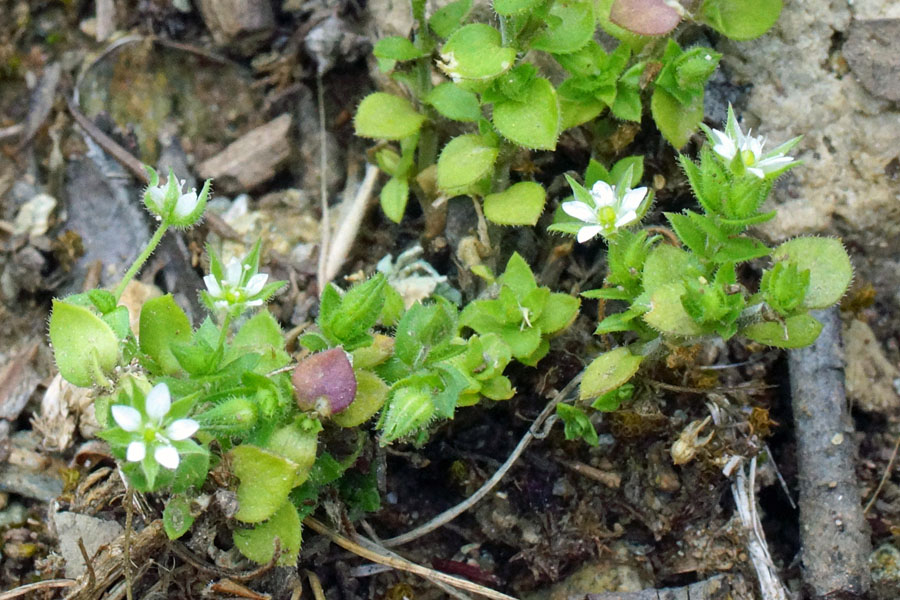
top-left (114, 221), bottom-right (169, 302)
top-left (216, 312), bottom-right (233, 354)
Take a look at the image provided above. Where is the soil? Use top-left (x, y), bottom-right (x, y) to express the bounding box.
top-left (0, 1), bottom-right (898, 599)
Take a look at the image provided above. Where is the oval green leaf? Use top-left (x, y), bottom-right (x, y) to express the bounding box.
top-left (742, 313), bottom-right (823, 348)
top-left (233, 501), bottom-right (302, 566)
top-left (701, 0), bottom-right (781, 41)
top-left (437, 134), bottom-right (499, 193)
top-left (139, 294), bottom-right (192, 375)
top-left (530, 1), bottom-right (595, 55)
top-left (493, 77), bottom-right (560, 150)
top-left (580, 347), bottom-right (643, 401)
top-left (642, 282), bottom-right (705, 336)
top-left (354, 93), bottom-right (426, 140)
top-left (229, 445), bottom-right (299, 523)
top-left (440, 24), bottom-right (516, 81)
top-left (49, 299), bottom-right (119, 387)
top-left (650, 87), bottom-right (704, 149)
top-left (484, 182), bottom-right (547, 226)
top-left (426, 82), bottom-right (482, 122)
top-left (374, 36), bottom-right (425, 61)
top-left (380, 177), bottom-right (409, 223)
top-left (771, 237), bottom-right (852, 309)
top-left (494, 0), bottom-right (542, 15)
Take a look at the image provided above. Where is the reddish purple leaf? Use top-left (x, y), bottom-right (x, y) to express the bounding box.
top-left (610, 0), bottom-right (682, 36)
top-left (292, 348), bottom-right (357, 416)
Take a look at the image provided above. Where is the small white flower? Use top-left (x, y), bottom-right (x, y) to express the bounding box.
top-left (110, 383), bottom-right (199, 470)
top-left (204, 256), bottom-right (270, 313)
top-left (142, 166), bottom-right (210, 226)
top-left (705, 106), bottom-right (800, 179)
top-left (562, 180), bottom-right (649, 243)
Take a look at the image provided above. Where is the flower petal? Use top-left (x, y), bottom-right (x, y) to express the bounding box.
top-left (225, 259), bottom-right (243, 286)
top-left (145, 383), bottom-right (172, 423)
top-left (620, 187), bottom-right (648, 214)
top-left (245, 273), bottom-right (268, 296)
top-left (589, 181), bottom-right (616, 207)
top-left (111, 405), bottom-right (142, 432)
top-left (126, 441), bottom-right (146, 462)
top-left (756, 155), bottom-right (794, 173)
top-left (746, 167), bottom-right (766, 179)
top-left (203, 274), bottom-right (223, 298)
top-left (615, 210), bottom-right (639, 228)
top-left (167, 418), bottom-right (199, 441)
top-left (562, 201), bottom-right (597, 223)
top-left (155, 445), bottom-right (180, 469)
top-left (576, 225), bottom-right (604, 243)
top-left (173, 191), bottom-right (198, 219)
top-left (709, 130), bottom-right (736, 159)
top-left (148, 187), bottom-right (166, 211)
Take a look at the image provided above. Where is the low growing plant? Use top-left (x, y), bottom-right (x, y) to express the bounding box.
top-left (548, 107), bottom-right (853, 440)
top-left (354, 0), bottom-right (783, 230)
top-left (47, 168), bottom-right (580, 564)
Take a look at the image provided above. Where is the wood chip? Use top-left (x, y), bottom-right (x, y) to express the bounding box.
top-left (197, 113), bottom-right (293, 192)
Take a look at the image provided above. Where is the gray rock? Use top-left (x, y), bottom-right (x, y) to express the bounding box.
top-left (844, 19), bottom-right (900, 102)
top-left (52, 511), bottom-right (124, 578)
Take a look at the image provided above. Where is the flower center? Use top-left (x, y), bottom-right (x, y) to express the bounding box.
top-left (740, 148), bottom-right (757, 166)
top-left (598, 206), bottom-right (617, 227)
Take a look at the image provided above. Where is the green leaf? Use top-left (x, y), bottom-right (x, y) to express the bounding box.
top-left (742, 313), bottom-right (823, 348)
top-left (591, 383), bottom-right (634, 411)
top-left (229, 310), bottom-right (290, 372)
top-left (436, 134), bottom-right (499, 193)
top-left (426, 82), bottom-right (482, 122)
top-left (429, 0), bottom-right (472, 38)
top-left (610, 156), bottom-right (644, 187)
top-left (380, 177), bottom-right (409, 223)
top-left (666, 212), bottom-right (710, 258)
top-left (771, 237), bottom-right (852, 309)
top-left (102, 306), bottom-right (131, 340)
top-left (493, 0), bottom-right (542, 15)
top-left (233, 501), bottom-right (302, 566)
top-left (643, 282), bottom-right (706, 336)
top-left (530, 1), bottom-right (595, 55)
top-left (585, 159), bottom-right (611, 187)
top-left (492, 77), bottom-right (560, 150)
top-left (499, 252), bottom-right (537, 297)
top-left (535, 293), bottom-right (580, 333)
top-left (230, 445), bottom-right (299, 523)
top-left (163, 496), bottom-right (196, 540)
top-left (374, 36), bottom-right (425, 61)
top-left (87, 289), bottom-right (117, 314)
top-left (701, 0), bottom-right (781, 41)
top-left (713, 236), bottom-right (771, 264)
top-left (355, 93), bottom-right (426, 140)
top-left (580, 347), bottom-right (643, 401)
top-left (501, 325), bottom-right (542, 360)
top-left (483, 182), bottom-right (546, 226)
top-left (642, 244), bottom-right (691, 295)
top-left (49, 300), bottom-right (119, 387)
top-left (171, 439), bottom-right (210, 493)
top-left (650, 87), bottom-right (704, 149)
top-left (325, 275), bottom-right (387, 348)
top-left (556, 404), bottom-right (599, 445)
top-left (440, 24), bottom-right (516, 81)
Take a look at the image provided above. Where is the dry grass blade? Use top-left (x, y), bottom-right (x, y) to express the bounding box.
top-left (303, 517), bottom-right (518, 600)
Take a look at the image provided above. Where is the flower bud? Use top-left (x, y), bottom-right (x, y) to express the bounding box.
top-left (292, 348), bottom-right (357, 417)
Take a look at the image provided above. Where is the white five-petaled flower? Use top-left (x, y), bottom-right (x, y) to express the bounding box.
top-left (203, 257), bottom-right (268, 311)
top-left (562, 180), bottom-right (649, 243)
top-left (110, 383), bottom-right (199, 470)
top-left (704, 106), bottom-right (800, 179)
